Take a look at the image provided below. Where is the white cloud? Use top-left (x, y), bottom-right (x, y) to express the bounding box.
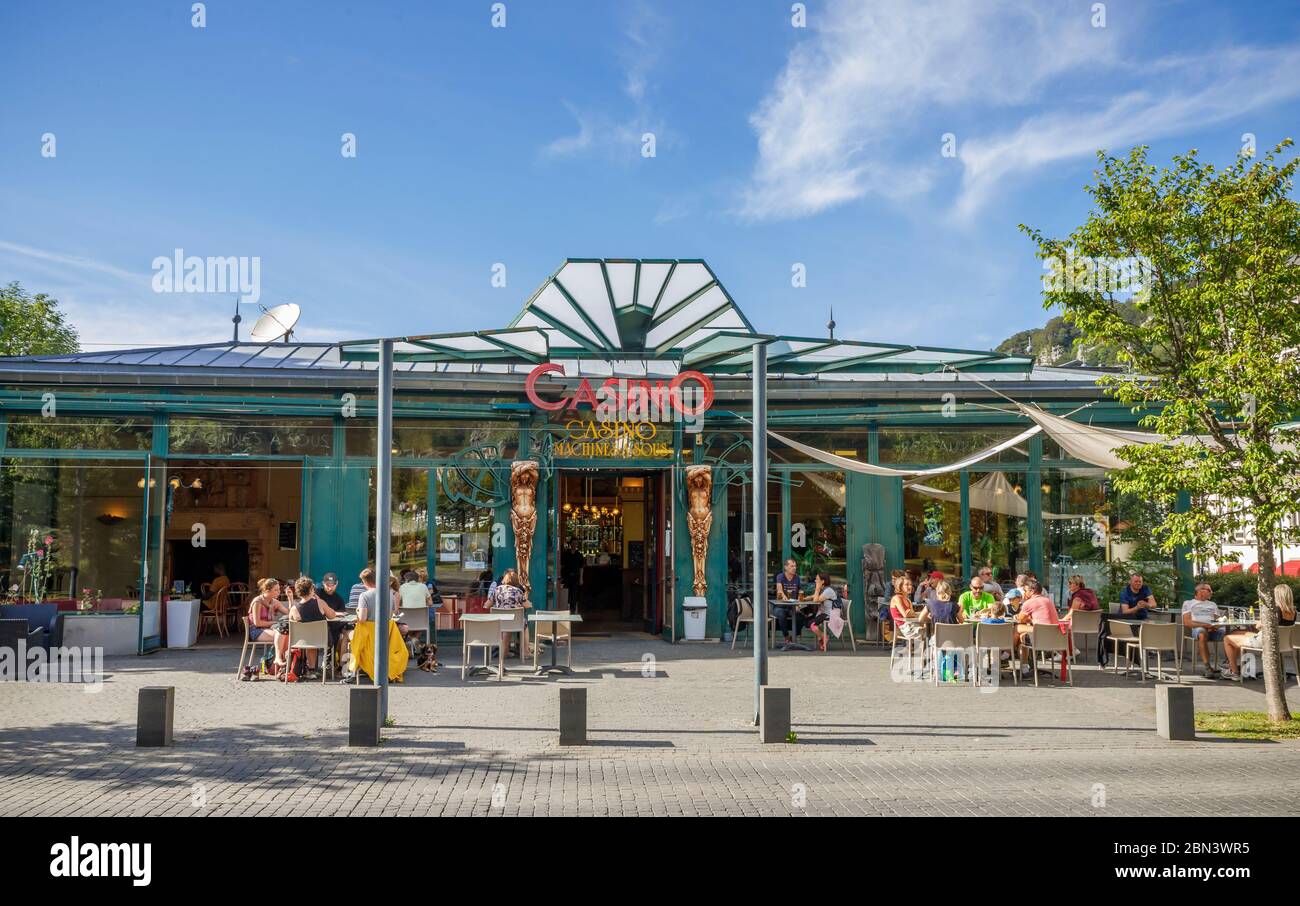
top-left (740, 0), bottom-right (1300, 223)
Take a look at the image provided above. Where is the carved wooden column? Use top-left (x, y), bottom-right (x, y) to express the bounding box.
top-left (509, 460), bottom-right (539, 595)
top-left (685, 465), bottom-right (713, 597)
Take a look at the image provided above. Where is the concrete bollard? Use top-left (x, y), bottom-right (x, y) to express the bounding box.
top-left (559, 687), bottom-right (587, 745)
top-left (136, 686), bottom-right (175, 747)
top-left (760, 686), bottom-right (791, 744)
top-left (1155, 684), bottom-right (1195, 740)
top-left (349, 687), bottom-right (382, 747)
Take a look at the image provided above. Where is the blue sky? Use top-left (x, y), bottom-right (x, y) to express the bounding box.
top-left (2, 0), bottom-right (1299, 351)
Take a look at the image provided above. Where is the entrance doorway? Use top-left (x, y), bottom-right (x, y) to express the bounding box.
top-left (555, 470), bottom-right (667, 634)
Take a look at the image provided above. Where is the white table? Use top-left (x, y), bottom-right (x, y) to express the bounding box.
top-left (528, 612), bottom-right (583, 675)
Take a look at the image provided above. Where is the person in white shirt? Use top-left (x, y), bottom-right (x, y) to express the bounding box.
top-left (1181, 583), bottom-right (1225, 678)
top-left (977, 566), bottom-right (1003, 600)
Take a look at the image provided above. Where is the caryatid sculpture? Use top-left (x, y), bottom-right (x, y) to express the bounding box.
top-left (509, 460), bottom-right (539, 595)
top-left (685, 465), bottom-right (713, 597)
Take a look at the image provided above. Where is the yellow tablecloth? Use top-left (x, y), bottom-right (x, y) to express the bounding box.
top-left (348, 620), bottom-right (409, 681)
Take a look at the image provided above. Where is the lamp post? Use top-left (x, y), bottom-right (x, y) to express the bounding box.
top-left (374, 338), bottom-right (394, 720)
top-left (752, 341), bottom-right (768, 724)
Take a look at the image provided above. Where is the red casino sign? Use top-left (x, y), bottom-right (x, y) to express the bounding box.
top-left (524, 363), bottom-right (714, 420)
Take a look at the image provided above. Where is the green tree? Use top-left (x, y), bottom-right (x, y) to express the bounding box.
top-left (0, 282), bottom-right (79, 356)
top-left (1022, 142), bottom-right (1300, 722)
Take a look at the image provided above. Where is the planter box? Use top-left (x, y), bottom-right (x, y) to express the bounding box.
top-left (61, 613), bottom-right (140, 656)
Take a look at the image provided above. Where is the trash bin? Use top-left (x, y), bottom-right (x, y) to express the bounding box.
top-left (682, 596), bottom-right (708, 640)
top-left (165, 597), bottom-right (200, 649)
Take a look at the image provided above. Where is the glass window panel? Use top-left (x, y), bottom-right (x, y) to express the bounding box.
top-left (6, 414), bottom-right (152, 451)
top-left (433, 479), bottom-right (496, 599)
top-left (0, 458), bottom-right (145, 600)
top-left (788, 470), bottom-right (847, 589)
top-left (768, 428), bottom-right (869, 464)
top-left (725, 474), bottom-right (779, 593)
top-left (903, 473), bottom-right (961, 581)
top-left (169, 416), bottom-right (332, 456)
top-left (345, 419), bottom-right (520, 460)
top-left (879, 425), bottom-right (1027, 465)
top-left (367, 468), bottom-right (430, 580)
top-left (969, 470), bottom-right (1029, 586)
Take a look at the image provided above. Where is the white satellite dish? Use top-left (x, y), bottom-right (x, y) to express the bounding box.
top-left (249, 303), bottom-right (301, 342)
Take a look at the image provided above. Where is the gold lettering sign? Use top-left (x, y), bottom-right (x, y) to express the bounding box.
top-left (554, 419), bottom-right (672, 459)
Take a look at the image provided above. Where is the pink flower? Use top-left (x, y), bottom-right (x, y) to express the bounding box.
top-left (44, 535), bottom-right (54, 545)
top-left (34, 550), bottom-right (43, 558)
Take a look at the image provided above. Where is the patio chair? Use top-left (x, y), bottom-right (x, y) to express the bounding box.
top-left (401, 604), bottom-right (431, 654)
top-left (462, 618), bottom-right (504, 681)
top-left (532, 610), bottom-right (573, 672)
top-left (1183, 621), bottom-right (1221, 675)
top-left (1134, 622), bottom-right (1181, 684)
top-left (491, 606), bottom-right (529, 664)
top-left (1106, 620), bottom-right (1140, 675)
top-left (931, 622), bottom-right (975, 685)
top-left (889, 618), bottom-right (927, 680)
top-left (828, 597), bottom-right (857, 653)
top-left (227, 583), bottom-right (251, 630)
top-left (1236, 625), bottom-right (1299, 684)
top-left (199, 585), bottom-right (231, 639)
top-left (1067, 609), bottom-right (1102, 662)
top-left (1025, 624), bottom-right (1073, 687)
top-left (974, 621), bottom-right (1018, 686)
top-left (285, 620), bottom-right (331, 683)
top-left (731, 597), bottom-right (775, 650)
top-left (1107, 602), bottom-right (1123, 615)
top-left (236, 617), bottom-right (274, 678)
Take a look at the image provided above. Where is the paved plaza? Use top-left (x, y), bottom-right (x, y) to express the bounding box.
top-left (1, 637), bottom-right (1297, 817)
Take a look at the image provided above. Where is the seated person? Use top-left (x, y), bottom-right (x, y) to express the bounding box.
top-left (1181, 582), bottom-right (1225, 678)
top-left (487, 568), bottom-right (531, 655)
top-left (203, 562), bottom-right (231, 605)
top-left (1223, 584), bottom-right (1297, 680)
top-left (1003, 586), bottom-right (1025, 614)
top-left (316, 572), bottom-right (347, 611)
top-left (1119, 573), bottom-right (1157, 619)
top-left (399, 568), bottom-right (432, 615)
top-left (1065, 574), bottom-right (1099, 613)
top-left (890, 576), bottom-right (925, 642)
top-left (979, 600), bottom-right (1008, 624)
top-left (1014, 578), bottom-right (1060, 676)
top-left (913, 570), bottom-right (945, 608)
top-left (773, 558), bottom-right (803, 642)
top-left (925, 580), bottom-right (961, 625)
top-left (347, 569), bottom-right (408, 682)
top-left (803, 572), bottom-right (839, 650)
top-left (976, 566), bottom-right (1003, 601)
top-left (958, 577), bottom-right (995, 621)
top-left (288, 575), bottom-right (340, 674)
top-left (246, 578), bottom-right (289, 666)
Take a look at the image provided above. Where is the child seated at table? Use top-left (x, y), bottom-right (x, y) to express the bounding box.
top-left (979, 600), bottom-right (1008, 623)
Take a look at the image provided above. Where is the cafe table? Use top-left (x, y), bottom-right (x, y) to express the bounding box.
top-left (528, 611), bottom-right (584, 675)
top-left (459, 612), bottom-right (512, 679)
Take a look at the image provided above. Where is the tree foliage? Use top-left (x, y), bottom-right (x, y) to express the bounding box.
top-left (0, 282), bottom-right (79, 356)
top-left (1022, 142), bottom-right (1300, 721)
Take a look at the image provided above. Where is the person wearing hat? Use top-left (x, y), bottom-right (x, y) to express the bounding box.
top-left (1003, 585), bottom-right (1025, 615)
top-left (316, 572), bottom-right (346, 612)
top-left (913, 570), bottom-right (946, 609)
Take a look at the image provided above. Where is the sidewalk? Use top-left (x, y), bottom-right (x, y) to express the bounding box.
top-left (1, 638), bottom-right (1296, 816)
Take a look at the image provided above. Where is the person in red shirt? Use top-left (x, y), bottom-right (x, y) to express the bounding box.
top-left (1014, 578), bottom-right (1059, 676)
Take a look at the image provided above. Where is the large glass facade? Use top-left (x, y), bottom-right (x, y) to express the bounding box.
top-left (0, 457), bottom-right (145, 600)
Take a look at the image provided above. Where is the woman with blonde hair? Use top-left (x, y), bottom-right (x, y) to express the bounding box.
top-left (1222, 584), bottom-right (1297, 680)
top-left (247, 578), bottom-right (290, 666)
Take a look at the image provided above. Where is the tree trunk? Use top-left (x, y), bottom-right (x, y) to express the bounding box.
top-left (1254, 539), bottom-right (1291, 723)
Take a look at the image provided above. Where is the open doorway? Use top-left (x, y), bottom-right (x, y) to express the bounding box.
top-left (556, 470), bottom-right (666, 634)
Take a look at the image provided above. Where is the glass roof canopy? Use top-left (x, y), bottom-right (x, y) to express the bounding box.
top-left (6, 258), bottom-right (1036, 378)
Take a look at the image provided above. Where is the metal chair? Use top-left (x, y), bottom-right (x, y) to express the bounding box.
top-left (931, 622), bottom-right (975, 685)
top-left (285, 620), bottom-right (331, 683)
top-left (1026, 624), bottom-right (1073, 686)
top-left (732, 597), bottom-right (775, 650)
top-left (462, 618), bottom-right (504, 681)
top-left (1067, 609), bottom-right (1102, 662)
top-left (1237, 624), bottom-right (1299, 683)
top-left (236, 617), bottom-right (274, 678)
top-left (1135, 622), bottom-right (1181, 683)
top-left (491, 606), bottom-right (529, 664)
top-left (1107, 620), bottom-right (1140, 675)
top-left (532, 610), bottom-right (573, 672)
top-left (974, 621), bottom-right (1018, 686)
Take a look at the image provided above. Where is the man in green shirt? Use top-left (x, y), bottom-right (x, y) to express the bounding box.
top-left (957, 576), bottom-right (995, 620)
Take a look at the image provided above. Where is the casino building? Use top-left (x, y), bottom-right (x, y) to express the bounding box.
top-left (0, 259), bottom-right (1189, 652)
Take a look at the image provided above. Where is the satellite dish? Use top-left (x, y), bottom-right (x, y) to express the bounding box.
top-left (249, 303), bottom-right (301, 342)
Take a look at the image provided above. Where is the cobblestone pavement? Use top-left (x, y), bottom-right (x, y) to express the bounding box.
top-left (2, 637), bottom-right (1297, 816)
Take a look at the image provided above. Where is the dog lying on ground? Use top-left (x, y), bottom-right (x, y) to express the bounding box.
top-left (414, 642), bottom-right (441, 672)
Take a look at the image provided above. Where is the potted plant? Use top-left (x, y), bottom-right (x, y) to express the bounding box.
top-left (16, 529), bottom-right (58, 604)
top-left (78, 588), bottom-right (102, 613)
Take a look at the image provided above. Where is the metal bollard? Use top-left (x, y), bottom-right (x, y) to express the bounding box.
top-left (760, 686), bottom-right (791, 743)
top-left (136, 686), bottom-right (175, 747)
top-left (349, 686), bottom-right (382, 746)
top-left (559, 687), bottom-right (587, 745)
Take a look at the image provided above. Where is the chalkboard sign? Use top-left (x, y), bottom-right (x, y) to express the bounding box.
top-left (627, 540), bottom-right (645, 569)
top-left (278, 521), bottom-right (298, 551)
